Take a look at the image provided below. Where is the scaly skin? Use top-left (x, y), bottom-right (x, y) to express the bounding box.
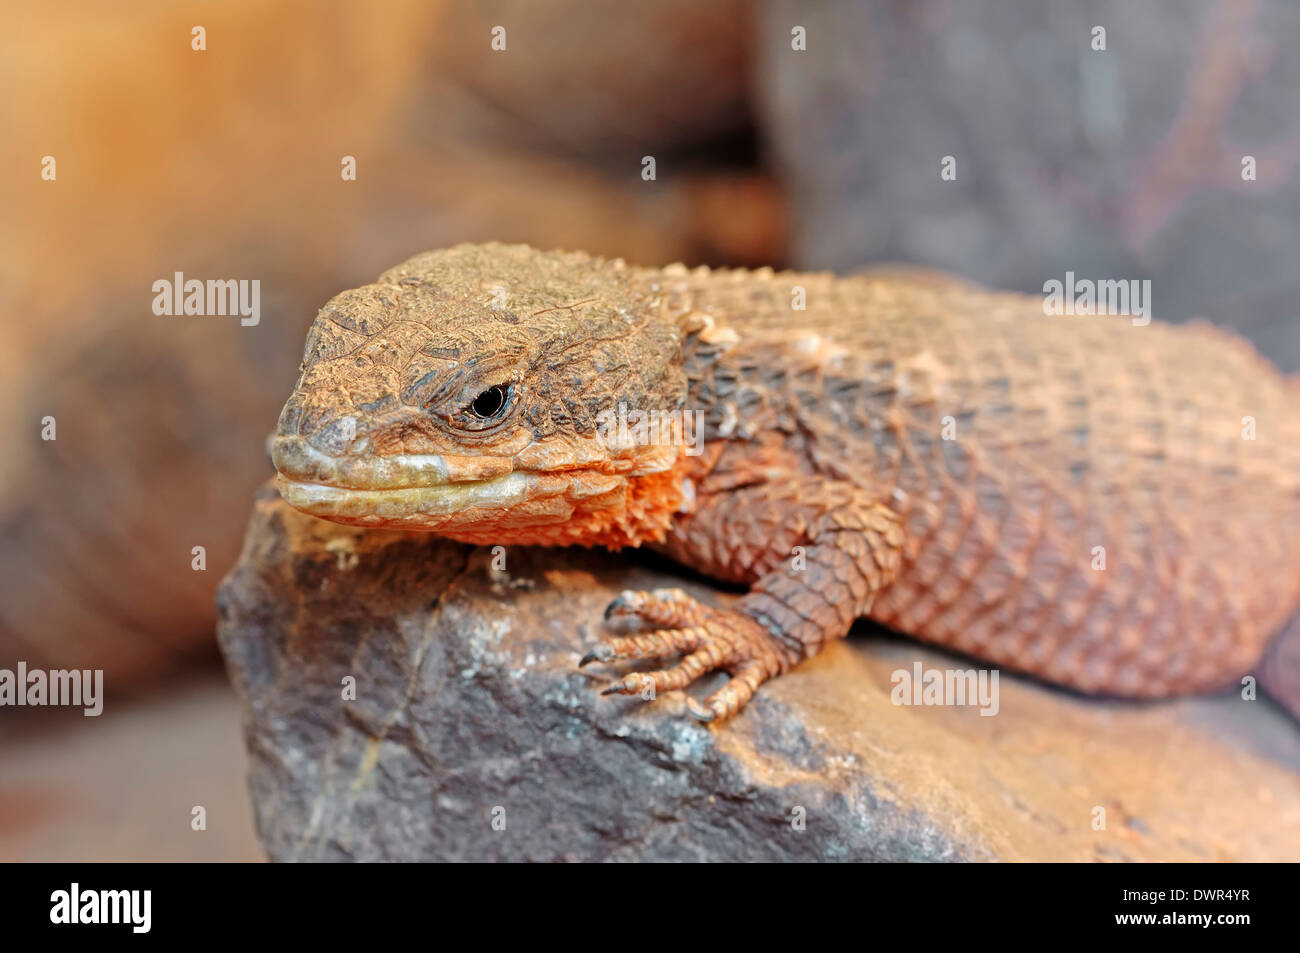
top-left (272, 243), bottom-right (1300, 721)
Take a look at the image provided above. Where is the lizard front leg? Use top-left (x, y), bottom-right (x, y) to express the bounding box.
top-left (582, 482), bottom-right (905, 721)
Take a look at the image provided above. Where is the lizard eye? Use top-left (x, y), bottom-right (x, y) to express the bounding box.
top-left (469, 384), bottom-right (509, 419)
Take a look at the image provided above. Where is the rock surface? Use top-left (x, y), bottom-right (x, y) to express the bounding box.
top-left (218, 485), bottom-right (1300, 862)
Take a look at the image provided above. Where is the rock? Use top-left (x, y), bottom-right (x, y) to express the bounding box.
top-left (759, 0), bottom-right (1300, 370)
top-left (218, 485), bottom-right (1300, 861)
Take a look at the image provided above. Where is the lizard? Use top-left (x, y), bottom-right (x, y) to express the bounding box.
top-left (270, 242), bottom-right (1300, 722)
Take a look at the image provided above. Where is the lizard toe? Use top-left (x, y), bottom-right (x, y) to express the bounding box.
top-left (603, 587), bottom-right (711, 629)
top-left (599, 647), bottom-right (717, 698)
top-left (579, 626), bottom-right (707, 668)
top-left (692, 659), bottom-right (772, 721)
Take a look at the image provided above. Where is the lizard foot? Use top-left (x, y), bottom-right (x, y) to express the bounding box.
top-left (580, 588), bottom-right (794, 721)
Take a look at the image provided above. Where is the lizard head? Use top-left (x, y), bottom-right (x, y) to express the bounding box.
top-left (271, 243), bottom-right (693, 547)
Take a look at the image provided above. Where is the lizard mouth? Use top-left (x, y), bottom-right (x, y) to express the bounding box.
top-left (270, 434), bottom-right (515, 489)
top-left (270, 434), bottom-right (640, 531)
top-left (276, 472), bottom-right (550, 527)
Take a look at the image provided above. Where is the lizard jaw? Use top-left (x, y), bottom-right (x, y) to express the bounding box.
top-left (276, 471), bottom-right (542, 527)
top-left (272, 435), bottom-right (604, 530)
top-left (270, 434), bottom-right (685, 541)
top-left (269, 434), bottom-right (517, 491)
top-left (274, 468), bottom-right (634, 532)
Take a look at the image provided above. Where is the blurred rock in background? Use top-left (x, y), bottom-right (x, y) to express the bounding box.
top-left (759, 0), bottom-right (1300, 368)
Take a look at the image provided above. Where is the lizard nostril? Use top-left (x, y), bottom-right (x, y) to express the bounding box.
top-left (276, 397), bottom-right (303, 436)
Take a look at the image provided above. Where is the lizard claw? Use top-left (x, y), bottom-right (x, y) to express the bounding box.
top-left (603, 594), bottom-right (631, 620)
top-left (685, 698), bottom-right (716, 722)
top-left (578, 644), bottom-right (614, 667)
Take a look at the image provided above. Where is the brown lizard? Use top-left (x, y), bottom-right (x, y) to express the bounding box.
top-left (271, 243), bottom-right (1300, 721)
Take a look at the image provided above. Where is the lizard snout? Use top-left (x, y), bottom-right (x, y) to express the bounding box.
top-left (303, 414), bottom-right (370, 457)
